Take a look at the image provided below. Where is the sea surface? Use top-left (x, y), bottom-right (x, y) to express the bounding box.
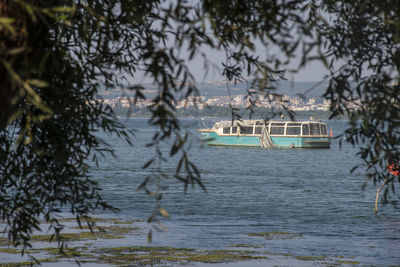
top-left (89, 117), bottom-right (400, 266)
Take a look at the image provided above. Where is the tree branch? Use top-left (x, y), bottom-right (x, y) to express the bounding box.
top-left (375, 178), bottom-right (389, 215)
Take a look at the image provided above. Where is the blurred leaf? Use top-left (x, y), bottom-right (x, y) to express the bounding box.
top-left (159, 207), bottom-right (170, 218)
top-left (27, 79), bottom-right (49, 88)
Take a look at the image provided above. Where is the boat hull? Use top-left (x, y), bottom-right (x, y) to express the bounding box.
top-left (199, 131), bottom-right (331, 148)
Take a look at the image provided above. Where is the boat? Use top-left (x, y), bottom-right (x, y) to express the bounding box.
top-left (198, 119), bottom-right (332, 148)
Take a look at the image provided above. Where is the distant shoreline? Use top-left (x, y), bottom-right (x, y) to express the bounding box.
top-left (113, 106), bottom-right (345, 120)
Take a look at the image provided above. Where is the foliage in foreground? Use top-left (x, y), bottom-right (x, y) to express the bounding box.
top-left (1, 0), bottom-right (400, 261)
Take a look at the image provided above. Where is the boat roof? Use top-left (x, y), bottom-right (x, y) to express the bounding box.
top-left (213, 119), bottom-right (325, 128)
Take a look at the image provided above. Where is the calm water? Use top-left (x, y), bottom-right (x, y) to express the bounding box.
top-left (91, 117), bottom-right (400, 265)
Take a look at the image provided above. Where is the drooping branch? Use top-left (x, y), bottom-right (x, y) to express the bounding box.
top-left (374, 178), bottom-right (388, 214)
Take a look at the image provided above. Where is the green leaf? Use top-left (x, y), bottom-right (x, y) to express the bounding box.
top-left (27, 79), bottom-right (49, 88)
top-left (51, 6), bottom-right (76, 13)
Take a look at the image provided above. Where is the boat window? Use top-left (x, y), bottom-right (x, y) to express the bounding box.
top-left (321, 124), bottom-right (327, 135)
top-left (255, 126), bottom-right (262, 134)
top-left (270, 126), bottom-right (284, 135)
top-left (310, 123), bottom-right (321, 135)
top-left (287, 123), bottom-right (301, 126)
top-left (223, 127), bottom-right (230, 134)
top-left (302, 124), bottom-right (309, 135)
top-left (240, 126), bottom-right (253, 134)
top-left (286, 127), bottom-right (301, 135)
top-left (232, 126), bottom-right (237, 134)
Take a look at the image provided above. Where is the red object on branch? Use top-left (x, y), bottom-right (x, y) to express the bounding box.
top-left (387, 162), bottom-right (400, 176)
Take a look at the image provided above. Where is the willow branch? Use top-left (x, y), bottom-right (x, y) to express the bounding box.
top-left (375, 178), bottom-right (389, 214)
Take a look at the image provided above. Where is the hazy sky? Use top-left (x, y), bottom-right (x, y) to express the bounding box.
top-left (181, 47), bottom-right (330, 83)
top-left (133, 47), bottom-right (330, 84)
top-left (134, 5), bottom-right (331, 85)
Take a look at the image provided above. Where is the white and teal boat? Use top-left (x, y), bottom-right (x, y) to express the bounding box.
top-left (198, 119), bottom-right (332, 148)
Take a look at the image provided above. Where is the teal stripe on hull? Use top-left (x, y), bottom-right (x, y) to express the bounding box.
top-left (200, 132), bottom-right (330, 148)
top-left (202, 132), bottom-right (260, 146)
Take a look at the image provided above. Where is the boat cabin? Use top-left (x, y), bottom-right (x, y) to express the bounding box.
top-left (213, 120), bottom-right (328, 137)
